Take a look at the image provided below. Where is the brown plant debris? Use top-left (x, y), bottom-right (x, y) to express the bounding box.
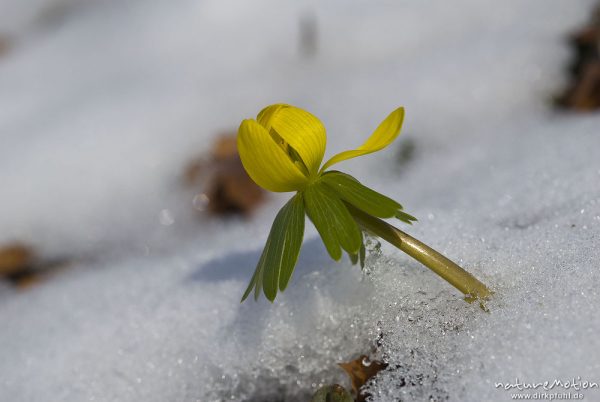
top-left (310, 384), bottom-right (354, 402)
top-left (556, 4), bottom-right (600, 110)
top-left (184, 133), bottom-right (265, 216)
top-left (0, 243), bottom-right (72, 289)
top-left (0, 244), bottom-right (33, 277)
top-left (339, 355), bottom-right (388, 402)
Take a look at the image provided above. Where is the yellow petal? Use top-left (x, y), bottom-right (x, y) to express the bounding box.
top-left (237, 119), bottom-right (308, 192)
top-left (320, 107), bottom-right (404, 171)
top-left (257, 104), bottom-right (326, 178)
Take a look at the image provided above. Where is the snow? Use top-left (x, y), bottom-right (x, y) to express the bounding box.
top-left (1, 0), bottom-right (600, 401)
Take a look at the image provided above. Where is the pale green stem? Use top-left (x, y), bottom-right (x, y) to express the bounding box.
top-left (347, 204), bottom-right (492, 303)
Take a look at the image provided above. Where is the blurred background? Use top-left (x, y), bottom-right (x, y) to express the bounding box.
top-left (1, 1), bottom-right (600, 401)
top-left (1, 0), bottom-right (593, 265)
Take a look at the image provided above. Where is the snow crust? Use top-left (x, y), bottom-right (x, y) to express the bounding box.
top-left (1, 0), bottom-right (599, 401)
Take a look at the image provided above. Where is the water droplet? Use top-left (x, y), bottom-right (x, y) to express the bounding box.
top-left (159, 209), bottom-right (174, 226)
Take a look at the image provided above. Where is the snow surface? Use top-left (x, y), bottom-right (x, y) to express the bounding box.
top-left (1, 0), bottom-right (600, 401)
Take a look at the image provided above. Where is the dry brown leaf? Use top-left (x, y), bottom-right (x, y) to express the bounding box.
top-left (0, 244), bottom-right (34, 276)
top-left (184, 133), bottom-right (265, 216)
top-left (9, 259), bottom-right (73, 290)
top-left (211, 135), bottom-right (238, 160)
top-left (339, 355), bottom-right (388, 402)
top-left (0, 243), bottom-right (73, 289)
top-left (556, 4), bottom-right (600, 111)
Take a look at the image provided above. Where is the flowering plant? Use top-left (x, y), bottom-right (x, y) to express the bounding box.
top-left (238, 104), bottom-right (490, 303)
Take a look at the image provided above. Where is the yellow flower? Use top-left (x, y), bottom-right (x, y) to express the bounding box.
top-left (237, 104), bottom-right (404, 192)
top-left (237, 104), bottom-right (412, 302)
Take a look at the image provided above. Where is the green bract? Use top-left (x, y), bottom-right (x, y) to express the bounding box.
top-left (241, 194), bottom-right (305, 301)
top-left (241, 171), bottom-right (415, 302)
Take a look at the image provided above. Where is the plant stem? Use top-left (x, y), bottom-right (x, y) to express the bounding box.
top-left (346, 204), bottom-right (492, 303)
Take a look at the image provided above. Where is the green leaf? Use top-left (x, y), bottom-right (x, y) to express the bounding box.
top-left (348, 251), bottom-right (358, 265)
top-left (347, 231), bottom-right (365, 266)
top-left (321, 171), bottom-right (418, 225)
top-left (396, 210), bottom-right (418, 225)
top-left (241, 194), bottom-right (305, 302)
top-left (240, 256), bottom-right (261, 302)
top-left (277, 195), bottom-right (306, 292)
top-left (304, 182), bottom-right (362, 260)
top-left (321, 171), bottom-right (401, 217)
